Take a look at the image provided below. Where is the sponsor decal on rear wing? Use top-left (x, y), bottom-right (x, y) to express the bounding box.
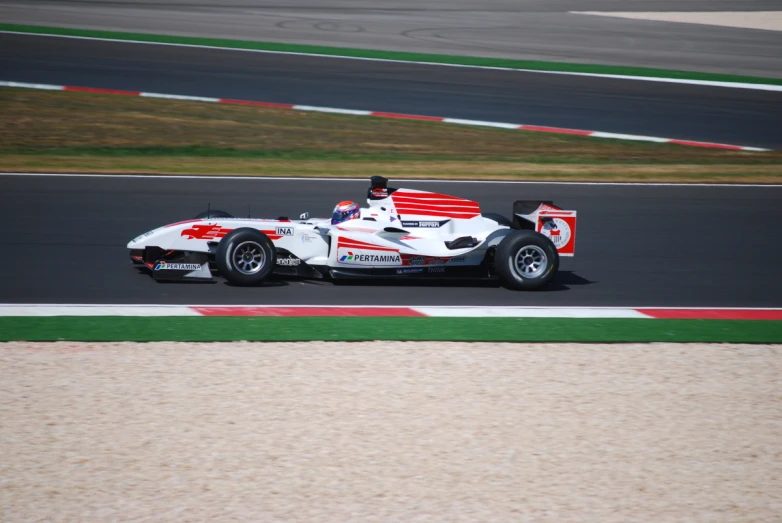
top-left (513, 201), bottom-right (577, 257)
top-left (537, 210), bottom-right (577, 256)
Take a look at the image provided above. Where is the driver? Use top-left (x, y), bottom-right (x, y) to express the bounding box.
top-left (331, 200), bottom-right (360, 224)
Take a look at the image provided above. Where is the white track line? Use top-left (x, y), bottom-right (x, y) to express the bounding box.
top-left (1, 173), bottom-right (781, 187)
top-left (1, 305), bottom-right (780, 318)
top-left (0, 305), bottom-right (200, 316)
top-left (0, 80), bottom-right (770, 152)
top-left (413, 307), bottom-right (649, 318)
top-left (3, 30), bottom-right (782, 92)
top-left (3, 304), bottom-right (779, 309)
top-left (140, 92), bottom-right (219, 102)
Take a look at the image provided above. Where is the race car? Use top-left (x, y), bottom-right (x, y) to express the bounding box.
top-left (127, 176), bottom-right (577, 290)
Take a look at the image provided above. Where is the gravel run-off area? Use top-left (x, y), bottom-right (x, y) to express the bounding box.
top-left (1, 341), bottom-right (780, 522)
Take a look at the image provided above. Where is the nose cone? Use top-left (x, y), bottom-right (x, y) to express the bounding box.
top-left (128, 228), bottom-right (157, 248)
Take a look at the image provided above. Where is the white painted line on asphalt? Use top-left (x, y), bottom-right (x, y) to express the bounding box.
top-left (442, 118), bottom-right (521, 129)
top-left (546, 71), bottom-right (782, 92)
top-left (591, 131), bottom-right (771, 151)
top-left (0, 304), bottom-right (413, 310)
top-left (3, 30), bottom-right (782, 92)
top-left (293, 105), bottom-right (372, 115)
top-left (0, 80), bottom-right (63, 90)
top-left (140, 92), bottom-right (220, 102)
top-left (737, 147), bottom-right (769, 152)
top-left (413, 307), bottom-right (650, 318)
top-left (2, 173), bottom-right (781, 187)
top-left (590, 131), bottom-right (669, 143)
top-left (412, 306), bottom-right (782, 311)
top-left (0, 305), bottom-right (200, 316)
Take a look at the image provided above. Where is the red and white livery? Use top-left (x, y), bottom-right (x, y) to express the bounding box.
top-left (127, 177), bottom-right (577, 290)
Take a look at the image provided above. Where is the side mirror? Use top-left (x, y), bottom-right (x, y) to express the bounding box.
top-left (299, 212), bottom-right (310, 220)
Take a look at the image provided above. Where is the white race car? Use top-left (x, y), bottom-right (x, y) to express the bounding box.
top-left (128, 177), bottom-right (577, 290)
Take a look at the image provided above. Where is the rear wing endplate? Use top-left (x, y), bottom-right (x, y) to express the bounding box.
top-left (513, 201), bottom-right (577, 257)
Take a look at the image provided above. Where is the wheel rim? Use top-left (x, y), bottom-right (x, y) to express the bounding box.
top-left (512, 245), bottom-right (548, 279)
top-left (232, 241), bottom-right (266, 275)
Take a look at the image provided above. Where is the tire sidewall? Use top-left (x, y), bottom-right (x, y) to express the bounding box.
top-left (495, 231), bottom-right (559, 290)
top-left (216, 228), bottom-right (276, 285)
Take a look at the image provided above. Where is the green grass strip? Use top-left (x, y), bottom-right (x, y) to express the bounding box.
top-left (6, 146), bottom-right (760, 164)
top-left (2, 317), bottom-right (781, 343)
top-left (3, 23), bottom-right (781, 87)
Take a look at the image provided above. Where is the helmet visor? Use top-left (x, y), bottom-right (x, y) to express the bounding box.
top-left (331, 207), bottom-right (359, 224)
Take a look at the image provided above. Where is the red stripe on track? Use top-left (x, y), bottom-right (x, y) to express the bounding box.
top-left (520, 125), bottom-right (593, 136)
top-left (667, 140), bottom-right (742, 150)
top-left (63, 86), bottom-right (140, 96)
top-left (638, 309), bottom-right (782, 320)
top-left (220, 99), bottom-right (295, 108)
top-left (192, 307), bottom-right (424, 317)
top-left (371, 112), bottom-right (445, 121)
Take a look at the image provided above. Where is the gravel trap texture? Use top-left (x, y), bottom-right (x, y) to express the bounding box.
top-left (1, 341), bottom-right (780, 522)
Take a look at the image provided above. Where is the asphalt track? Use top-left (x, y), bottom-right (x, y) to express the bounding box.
top-left (2, 0), bottom-right (781, 78)
top-left (3, 33), bottom-right (782, 148)
top-left (2, 174), bottom-right (781, 307)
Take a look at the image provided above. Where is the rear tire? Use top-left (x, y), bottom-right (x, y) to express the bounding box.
top-left (494, 230), bottom-right (559, 290)
top-left (194, 209), bottom-right (233, 219)
top-left (216, 228), bottom-right (276, 286)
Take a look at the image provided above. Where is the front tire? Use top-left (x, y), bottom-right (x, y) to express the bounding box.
top-left (494, 230), bottom-right (559, 290)
top-left (216, 228), bottom-right (276, 286)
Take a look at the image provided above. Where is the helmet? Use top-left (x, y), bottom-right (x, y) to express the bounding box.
top-left (331, 200), bottom-right (360, 224)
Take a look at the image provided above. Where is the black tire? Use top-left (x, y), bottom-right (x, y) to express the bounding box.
top-left (216, 228), bottom-right (276, 286)
top-left (494, 230), bottom-right (559, 290)
top-left (482, 212), bottom-right (513, 227)
top-left (194, 209), bottom-right (233, 219)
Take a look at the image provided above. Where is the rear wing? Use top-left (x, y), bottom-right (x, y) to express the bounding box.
top-left (513, 200), bottom-right (577, 257)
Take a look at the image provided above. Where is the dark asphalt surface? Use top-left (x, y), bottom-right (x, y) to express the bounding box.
top-left (2, 175), bottom-right (781, 307)
top-left (4, 0), bottom-right (782, 78)
top-left (2, 33), bottom-right (782, 148)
